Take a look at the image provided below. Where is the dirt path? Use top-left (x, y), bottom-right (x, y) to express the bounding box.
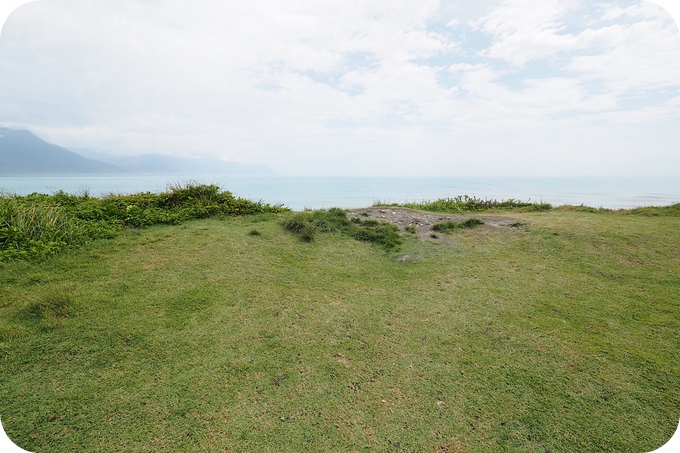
top-left (347, 207), bottom-right (520, 242)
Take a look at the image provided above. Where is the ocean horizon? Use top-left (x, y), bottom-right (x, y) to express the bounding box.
top-left (1, 174), bottom-right (678, 211)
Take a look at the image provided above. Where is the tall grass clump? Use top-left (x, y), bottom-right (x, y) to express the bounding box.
top-left (26, 284), bottom-right (78, 320)
top-left (0, 196), bottom-right (86, 260)
top-left (377, 195), bottom-right (552, 213)
top-left (283, 208), bottom-right (401, 250)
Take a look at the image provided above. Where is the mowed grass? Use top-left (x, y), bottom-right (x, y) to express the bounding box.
top-left (0, 209), bottom-right (678, 452)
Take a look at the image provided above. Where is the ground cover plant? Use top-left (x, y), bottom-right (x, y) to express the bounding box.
top-left (0, 196), bottom-right (678, 452)
top-left (0, 182), bottom-right (287, 261)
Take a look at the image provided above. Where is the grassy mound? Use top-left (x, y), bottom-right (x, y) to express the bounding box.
top-left (0, 208), bottom-right (677, 451)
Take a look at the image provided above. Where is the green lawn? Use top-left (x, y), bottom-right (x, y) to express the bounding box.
top-left (1, 208), bottom-right (678, 452)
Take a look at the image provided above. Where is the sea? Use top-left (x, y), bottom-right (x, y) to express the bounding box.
top-left (0, 175), bottom-right (678, 211)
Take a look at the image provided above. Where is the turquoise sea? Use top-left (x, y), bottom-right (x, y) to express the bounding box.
top-left (0, 175), bottom-right (678, 211)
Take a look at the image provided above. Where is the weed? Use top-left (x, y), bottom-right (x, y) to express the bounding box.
top-left (248, 229), bottom-right (262, 236)
top-left (404, 225), bottom-right (417, 234)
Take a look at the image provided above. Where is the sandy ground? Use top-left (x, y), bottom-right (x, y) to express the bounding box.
top-left (347, 206), bottom-right (521, 242)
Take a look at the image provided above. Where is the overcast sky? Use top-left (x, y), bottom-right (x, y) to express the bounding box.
top-left (1, 0), bottom-right (679, 176)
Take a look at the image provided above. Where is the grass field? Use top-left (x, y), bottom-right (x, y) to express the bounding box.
top-left (1, 201), bottom-right (679, 451)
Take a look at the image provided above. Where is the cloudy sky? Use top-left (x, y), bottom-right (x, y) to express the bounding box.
top-left (1, 0), bottom-right (679, 176)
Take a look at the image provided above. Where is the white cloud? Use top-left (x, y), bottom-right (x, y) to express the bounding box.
top-left (0, 0), bottom-right (679, 176)
top-left (567, 17), bottom-right (680, 94)
top-left (472, 0), bottom-right (582, 66)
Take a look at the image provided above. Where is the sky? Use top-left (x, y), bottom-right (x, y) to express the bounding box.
top-left (0, 0), bottom-right (679, 177)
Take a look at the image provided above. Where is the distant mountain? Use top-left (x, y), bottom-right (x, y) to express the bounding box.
top-left (101, 153), bottom-right (276, 176)
top-left (0, 128), bottom-right (276, 176)
top-left (0, 127), bottom-right (123, 175)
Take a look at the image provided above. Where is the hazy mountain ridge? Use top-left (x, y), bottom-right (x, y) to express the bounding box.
top-left (85, 152), bottom-right (276, 175)
top-left (0, 128), bottom-right (123, 175)
top-left (0, 128), bottom-right (274, 176)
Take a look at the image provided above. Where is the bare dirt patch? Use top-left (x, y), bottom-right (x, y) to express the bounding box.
top-left (347, 207), bottom-right (521, 242)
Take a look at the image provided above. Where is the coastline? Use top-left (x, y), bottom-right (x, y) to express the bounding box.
top-left (1, 175), bottom-right (679, 211)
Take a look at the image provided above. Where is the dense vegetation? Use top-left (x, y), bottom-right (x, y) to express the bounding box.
top-left (0, 183), bottom-right (287, 261)
top-left (376, 195), bottom-right (553, 213)
top-left (0, 187), bottom-right (678, 451)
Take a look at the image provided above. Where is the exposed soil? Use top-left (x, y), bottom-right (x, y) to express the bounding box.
top-left (347, 207), bottom-right (521, 243)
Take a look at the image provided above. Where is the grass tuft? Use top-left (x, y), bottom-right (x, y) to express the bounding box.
top-left (432, 218), bottom-right (484, 234)
top-left (26, 284), bottom-right (77, 319)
